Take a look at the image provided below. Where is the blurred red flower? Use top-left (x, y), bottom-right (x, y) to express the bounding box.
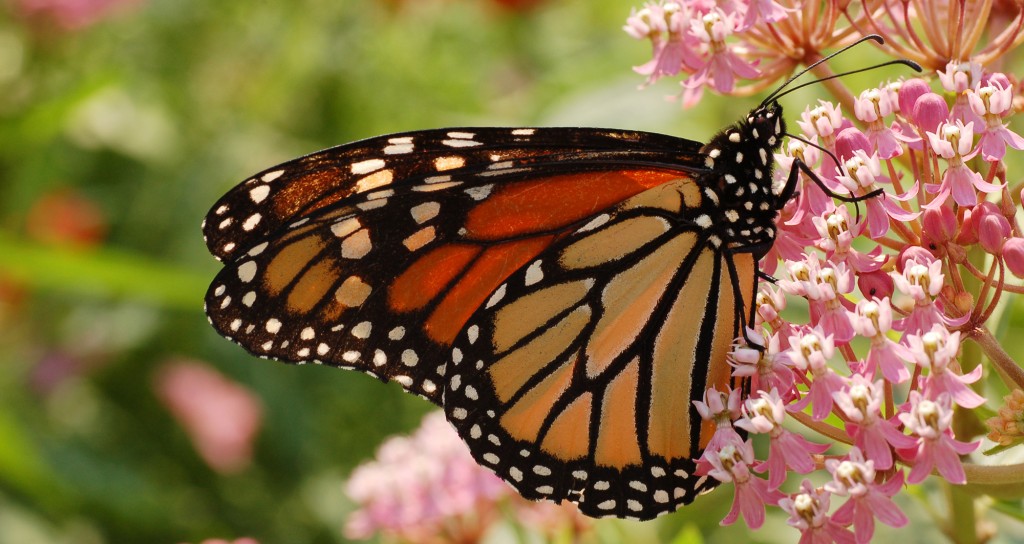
top-left (25, 188), bottom-right (107, 248)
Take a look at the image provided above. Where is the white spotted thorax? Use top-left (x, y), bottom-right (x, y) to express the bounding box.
top-left (698, 101), bottom-right (788, 254)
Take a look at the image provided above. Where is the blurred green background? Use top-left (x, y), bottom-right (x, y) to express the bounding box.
top-left (0, 1), bottom-right (748, 542)
top-left (2, 1), bottom-right (1021, 543)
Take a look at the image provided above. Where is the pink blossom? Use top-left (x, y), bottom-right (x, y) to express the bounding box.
top-left (899, 392), bottom-right (980, 485)
top-left (831, 374), bottom-right (916, 470)
top-left (937, 61), bottom-right (984, 126)
top-left (850, 298), bottom-right (912, 383)
top-left (682, 9), bottom-right (760, 95)
top-left (853, 86), bottom-right (903, 159)
top-left (627, 2), bottom-right (700, 85)
top-left (777, 138), bottom-right (834, 219)
top-left (755, 286), bottom-right (801, 349)
top-left (16, 0), bottom-right (139, 30)
top-left (832, 151), bottom-right (919, 239)
top-left (891, 258), bottom-right (948, 336)
top-left (735, 389), bottom-right (829, 489)
top-left (812, 204), bottom-right (887, 271)
top-left (787, 328), bottom-right (846, 420)
top-left (905, 326), bottom-right (986, 408)
top-left (926, 120), bottom-right (1002, 207)
top-left (693, 386), bottom-right (744, 473)
top-left (968, 79), bottom-right (1024, 161)
top-left (824, 448), bottom-right (908, 543)
top-left (739, 0), bottom-right (792, 30)
top-left (729, 328), bottom-right (797, 399)
top-left (154, 360), bottom-right (262, 474)
top-left (344, 411), bottom-right (510, 541)
top-left (779, 480), bottom-right (856, 544)
top-left (797, 100), bottom-right (845, 150)
top-left (706, 440), bottom-right (783, 529)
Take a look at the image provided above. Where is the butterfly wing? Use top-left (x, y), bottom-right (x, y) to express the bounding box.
top-left (204, 128), bottom-right (708, 404)
top-left (444, 177), bottom-right (755, 519)
top-left (202, 127), bottom-right (704, 261)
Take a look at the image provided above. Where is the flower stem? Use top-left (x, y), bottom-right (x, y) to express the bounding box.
top-left (946, 483), bottom-right (978, 544)
top-left (967, 326), bottom-right (1024, 390)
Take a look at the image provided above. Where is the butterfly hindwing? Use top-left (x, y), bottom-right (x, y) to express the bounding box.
top-left (444, 178), bottom-right (755, 520)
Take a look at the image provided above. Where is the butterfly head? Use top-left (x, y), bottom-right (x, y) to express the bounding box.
top-left (700, 100), bottom-right (786, 197)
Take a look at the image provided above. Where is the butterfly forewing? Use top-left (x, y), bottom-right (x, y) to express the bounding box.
top-left (202, 127), bottom-right (706, 262)
top-left (444, 179), bottom-right (754, 520)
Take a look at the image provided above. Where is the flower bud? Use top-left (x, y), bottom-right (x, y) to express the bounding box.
top-left (1003, 238), bottom-right (1024, 276)
top-left (835, 127), bottom-right (871, 163)
top-left (897, 245), bottom-right (936, 272)
top-left (857, 270), bottom-right (894, 300)
top-left (912, 93), bottom-right (950, 133)
top-left (898, 78), bottom-right (931, 114)
top-left (980, 214), bottom-right (1012, 254)
top-left (921, 204), bottom-right (958, 245)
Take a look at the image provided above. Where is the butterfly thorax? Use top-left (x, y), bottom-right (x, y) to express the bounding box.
top-left (697, 102), bottom-right (787, 253)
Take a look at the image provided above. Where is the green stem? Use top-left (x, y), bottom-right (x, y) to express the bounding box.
top-left (947, 483), bottom-right (978, 544)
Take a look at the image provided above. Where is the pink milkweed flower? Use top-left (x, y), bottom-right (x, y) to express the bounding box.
top-left (755, 286), bottom-right (800, 349)
top-left (812, 205), bottom-right (886, 272)
top-left (832, 374), bottom-right (916, 470)
top-left (706, 440), bottom-right (783, 529)
top-left (344, 411), bottom-right (510, 541)
top-left (682, 9), bottom-right (760, 96)
top-left (926, 120), bottom-right (1003, 207)
top-left (735, 389), bottom-right (830, 489)
top-left (729, 328), bottom-right (798, 399)
top-left (899, 392), bottom-right (980, 485)
top-left (777, 137), bottom-right (833, 219)
top-left (824, 448), bottom-right (908, 543)
top-left (892, 258), bottom-right (948, 336)
top-left (968, 79), bottom-right (1024, 161)
top-left (905, 326), bottom-right (986, 408)
top-left (154, 360), bottom-right (263, 474)
top-left (627, 2), bottom-right (701, 86)
top-left (853, 85), bottom-right (904, 159)
top-left (779, 480), bottom-right (856, 544)
top-left (851, 298), bottom-right (912, 383)
top-left (738, 0), bottom-right (793, 29)
top-left (788, 328), bottom-right (846, 420)
top-left (797, 100), bottom-right (845, 150)
top-left (833, 151), bottom-right (919, 239)
top-left (937, 60), bottom-right (984, 127)
top-left (694, 386), bottom-right (745, 474)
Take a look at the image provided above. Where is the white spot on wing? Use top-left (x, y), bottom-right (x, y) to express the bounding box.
top-left (261, 170), bottom-right (284, 182)
top-left (237, 261), bottom-right (258, 283)
top-left (242, 214), bottom-right (262, 231)
top-left (351, 158), bottom-right (386, 175)
top-left (249, 185), bottom-right (270, 203)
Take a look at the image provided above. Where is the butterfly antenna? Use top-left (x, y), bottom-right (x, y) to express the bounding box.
top-left (760, 35), bottom-right (922, 107)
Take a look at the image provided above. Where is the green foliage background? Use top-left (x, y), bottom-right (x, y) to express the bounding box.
top-left (2, 1), bottom-right (1020, 543)
top-left (0, 1), bottom-right (752, 542)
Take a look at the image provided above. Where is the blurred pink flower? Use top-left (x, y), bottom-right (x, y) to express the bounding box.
top-left (345, 411), bottom-right (509, 541)
top-left (16, 0), bottom-right (140, 30)
top-left (154, 360), bottom-right (263, 474)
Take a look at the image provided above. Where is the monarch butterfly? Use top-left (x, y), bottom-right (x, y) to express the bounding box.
top-left (203, 36), bottom-right (918, 520)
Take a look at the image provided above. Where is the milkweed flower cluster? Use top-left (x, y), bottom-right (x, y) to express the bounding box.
top-left (344, 411), bottom-right (590, 543)
top-left (627, 0), bottom-right (1024, 542)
